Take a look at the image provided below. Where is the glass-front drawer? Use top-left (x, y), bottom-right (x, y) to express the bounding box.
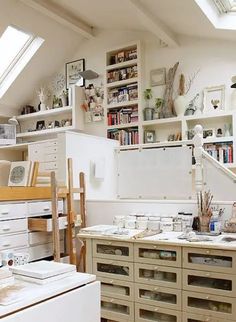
top-left (183, 269), bottom-right (236, 297)
top-left (183, 247), bottom-right (236, 273)
top-left (93, 258), bottom-right (134, 281)
top-left (182, 312), bottom-right (231, 322)
top-left (98, 277), bottom-right (134, 301)
top-left (135, 283), bottom-right (181, 310)
top-left (101, 295), bottom-right (134, 322)
top-left (134, 243), bottom-right (181, 267)
top-left (183, 290), bottom-right (236, 320)
top-left (135, 303), bottom-right (182, 322)
top-left (93, 239), bottom-right (133, 262)
top-left (135, 263), bottom-right (181, 289)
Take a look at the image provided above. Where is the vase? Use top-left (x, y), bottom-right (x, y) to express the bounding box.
top-left (143, 107), bottom-right (154, 121)
top-left (174, 95), bottom-right (188, 116)
top-left (199, 216), bottom-right (211, 233)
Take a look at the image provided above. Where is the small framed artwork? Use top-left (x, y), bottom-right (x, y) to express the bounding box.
top-left (36, 120), bottom-right (45, 131)
top-left (144, 130), bottom-right (156, 143)
top-left (203, 128), bottom-right (215, 139)
top-left (8, 161), bottom-right (32, 187)
top-left (0, 124), bottom-right (16, 145)
top-left (203, 85), bottom-right (225, 113)
top-left (150, 68), bottom-right (166, 87)
top-left (66, 58), bottom-right (85, 88)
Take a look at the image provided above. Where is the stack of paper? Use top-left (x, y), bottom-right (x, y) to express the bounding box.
top-left (0, 267), bottom-right (14, 286)
top-left (11, 261), bottom-right (76, 285)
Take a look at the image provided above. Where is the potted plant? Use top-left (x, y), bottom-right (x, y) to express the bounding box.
top-left (143, 88), bottom-right (154, 120)
top-left (154, 98), bottom-right (164, 119)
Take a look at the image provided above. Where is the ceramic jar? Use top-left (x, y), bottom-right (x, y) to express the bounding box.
top-left (174, 95), bottom-right (188, 116)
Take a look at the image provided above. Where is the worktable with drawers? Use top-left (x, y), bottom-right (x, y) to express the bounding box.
top-left (79, 230), bottom-right (236, 322)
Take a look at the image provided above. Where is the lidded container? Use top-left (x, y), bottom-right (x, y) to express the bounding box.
top-left (147, 216), bottom-right (160, 231)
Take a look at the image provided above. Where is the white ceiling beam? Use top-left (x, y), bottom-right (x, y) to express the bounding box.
top-left (20, 0), bottom-right (94, 39)
top-left (129, 0), bottom-right (178, 47)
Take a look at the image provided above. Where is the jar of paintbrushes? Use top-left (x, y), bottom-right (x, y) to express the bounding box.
top-left (197, 191), bottom-right (213, 232)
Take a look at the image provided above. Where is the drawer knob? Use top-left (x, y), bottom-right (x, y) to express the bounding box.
top-left (153, 246), bottom-right (157, 249)
top-left (154, 287), bottom-right (159, 291)
top-left (108, 242), bottom-right (112, 245)
top-left (154, 308), bottom-right (159, 312)
top-left (110, 299), bottom-right (114, 303)
top-left (110, 280), bottom-right (114, 284)
top-left (205, 318), bottom-right (210, 322)
top-left (206, 250), bottom-right (210, 254)
top-left (205, 273), bottom-right (210, 277)
top-left (154, 267), bottom-right (158, 271)
top-left (206, 296), bottom-right (210, 300)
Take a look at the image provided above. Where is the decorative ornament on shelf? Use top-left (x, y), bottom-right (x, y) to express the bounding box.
top-left (185, 93), bottom-right (200, 116)
top-left (174, 74), bottom-right (188, 117)
top-left (160, 62), bottom-right (179, 118)
top-left (153, 98), bottom-right (164, 119)
top-left (37, 87), bottom-right (50, 111)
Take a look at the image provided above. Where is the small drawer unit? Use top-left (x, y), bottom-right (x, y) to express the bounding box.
top-left (0, 203), bottom-right (27, 220)
top-left (28, 215), bottom-right (68, 232)
top-left (93, 239), bottom-right (133, 262)
top-left (28, 200), bottom-right (63, 216)
top-left (182, 312), bottom-right (232, 322)
top-left (135, 303), bottom-right (182, 322)
top-left (183, 290), bottom-right (236, 320)
top-left (135, 263), bottom-right (181, 289)
top-left (0, 218), bottom-right (27, 235)
top-left (134, 243), bottom-right (181, 267)
top-left (29, 240), bottom-right (64, 261)
top-left (183, 269), bottom-right (236, 297)
top-left (101, 295), bottom-right (134, 322)
top-left (135, 283), bottom-right (181, 310)
top-left (28, 231), bottom-right (64, 246)
top-left (98, 277), bottom-right (134, 301)
top-left (183, 247), bottom-right (236, 274)
top-left (93, 258), bottom-right (134, 281)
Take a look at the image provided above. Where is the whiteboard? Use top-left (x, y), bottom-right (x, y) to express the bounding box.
top-left (117, 146), bottom-right (192, 199)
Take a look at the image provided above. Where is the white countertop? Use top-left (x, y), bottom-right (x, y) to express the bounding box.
top-left (78, 226), bottom-right (236, 250)
top-left (0, 272), bottom-right (96, 318)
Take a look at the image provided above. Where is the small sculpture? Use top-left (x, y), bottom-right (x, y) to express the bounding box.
top-left (211, 99), bottom-right (220, 109)
top-left (37, 87), bottom-right (48, 111)
top-left (185, 93), bottom-right (200, 116)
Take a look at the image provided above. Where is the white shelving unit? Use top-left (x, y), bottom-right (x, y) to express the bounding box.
top-left (16, 86), bottom-right (84, 142)
top-left (105, 41), bottom-right (143, 146)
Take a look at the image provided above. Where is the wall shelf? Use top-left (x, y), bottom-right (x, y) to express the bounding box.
top-left (106, 77), bottom-right (138, 89)
top-left (107, 122), bottom-right (139, 130)
top-left (106, 59), bottom-right (138, 71)
top-left (17, 106), bottom-right (73, 121)
top-left (106, 100), bottom-right (139, 110)
top-left (16, 126), bottom-right (74, 138)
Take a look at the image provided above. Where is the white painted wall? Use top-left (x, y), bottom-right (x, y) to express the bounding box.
top-left (70, 30), bottom-right (236, 137)
top-left (86, 199), bottom-right (233, 227)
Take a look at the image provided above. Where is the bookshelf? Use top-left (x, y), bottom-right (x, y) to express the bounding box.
top-left (140, 110), bottom-right (236, 168)
top-left (105, 41), bottom-right (143, 146)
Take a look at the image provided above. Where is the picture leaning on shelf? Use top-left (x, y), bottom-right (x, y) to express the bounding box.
top-left (81, 84), bottom-right (104, 123)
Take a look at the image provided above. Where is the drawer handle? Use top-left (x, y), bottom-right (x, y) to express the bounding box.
top-left (206, 296), bottom-right (210, 300)
top-left (1, 210), bottom-right (9, 215)
top-left (2, 226), bottom-right (10, 231)
top-left (2, 242), bottom-right (11, 247)
top-left (43, 207), bottom-right (50, 211)
top-left (110, 299), bottom-right (114, 303)
top-left (154, 287), bottom-right (159, 291)
top-left (154, 308), bottom-right (159, 312)
top-left (206, 250), bottom-right (210, 254)
top-left (205, 318), bottom-right (210, 322)
top-left (153, 245), bottom-right (157, 249)
top-left (109, 280), bottom-right (114, 284)
top-left (205, 273), bottom-right (210, 277)
top-left (154, 266), bottom-right (158, 271)
top-left (108, 242), bottom-right (112, 245)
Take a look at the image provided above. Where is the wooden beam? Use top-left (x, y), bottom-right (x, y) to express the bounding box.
top-left (129, 0), bottom-right (178, 47)
top-left (20, 0), bottom-right (94, 39)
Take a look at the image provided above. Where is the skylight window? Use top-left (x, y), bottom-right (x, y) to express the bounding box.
top-left (213, 0), bottom-right (236, 13)
top-left (0, 25), bottom-right (44, 98)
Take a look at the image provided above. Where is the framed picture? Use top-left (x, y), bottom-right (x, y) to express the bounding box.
top-left (66, 59), bottom-right (85, 88)
top-left (150, 68), bottom-right (166, 87)
top-left (36, 120), bottom-right (45, 131)
top-left (0, 124), bottom-right (16, 145)
top-left (144, 130), bottom-right (156, 143)
top-left (8, 161), bottom-right (32, 187)
top-left (203, 128), bottom-right (215, 139)
top-left (203, 85), bottom-right (225, 113)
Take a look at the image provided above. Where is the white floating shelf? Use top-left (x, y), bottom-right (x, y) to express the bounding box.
top-left (106, 100), bottom-right (139, 110)
top-left (107, 122), bottom-right (139, 130)
top-left (106, 59), bottom-right (138, 71)
top-left (143, 117), bottom-right (182, 126)
top-left (184, 111), bottom-right (234, 122)
top-left (203, 136), bottom-right (233, 144)
top-left (16, 126), bottom-right (74, 138)
top-left (106, 77), bottom-right (138, 89)
top-left (17, 106), bottom-right (73, 121)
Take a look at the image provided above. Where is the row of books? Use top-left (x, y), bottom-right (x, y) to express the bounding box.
top-left (108, 128), bottom-right (139, 145)
top-left (109, 48), bottom-right (137, 65)
top-left (107, 65), bottom-right (138, 83)
top-left (204, 143), bottom-right (233, 164)
top-left (107, 106), bottom-right (138, 126)
top-left (107, 84), bottom-right (138, 105)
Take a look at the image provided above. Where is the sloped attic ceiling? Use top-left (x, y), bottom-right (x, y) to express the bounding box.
top-left (0, 0), bottom-right (85, 115)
